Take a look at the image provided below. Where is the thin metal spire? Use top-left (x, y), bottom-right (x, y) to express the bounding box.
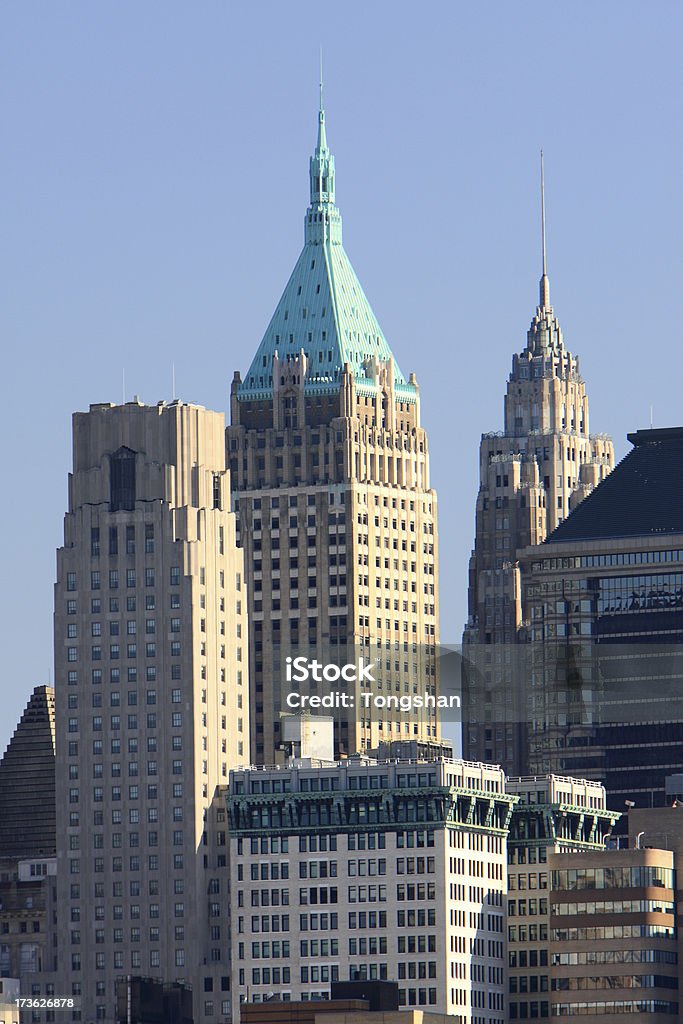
top-left (319, 47), bottom-right (323, 114)
top-left (315, 47), bottom-right (328, 155)
top-left (541, 149), bottom-right (547, 276)
top-left (539, 149), bottom-right (551, 310)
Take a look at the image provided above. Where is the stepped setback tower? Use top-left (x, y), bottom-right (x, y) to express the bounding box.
top-left (462, 156), bottom-right (614, 773)
top-left (227, 92), bottom-right (440, 763)
top-left (53, 400), bottom-right (248, 1023)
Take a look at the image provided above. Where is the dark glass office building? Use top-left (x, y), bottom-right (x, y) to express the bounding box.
top-left (520, 427), bottom-right (683, 815)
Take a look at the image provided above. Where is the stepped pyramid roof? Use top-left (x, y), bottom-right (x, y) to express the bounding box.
top-left (0, 685), bottom-right (56, 859)
top-left (238, 94), bottom-right (416, 405)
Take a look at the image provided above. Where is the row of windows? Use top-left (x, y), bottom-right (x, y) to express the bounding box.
top-left (552, 1000), bottom-right (679, 1017)
top-left (68, 828), bottom-right (184, 848)
top-left (68, 782), bottom-right (184, 803)
top-left (248, 941), bottom-right (291, 959)
top-left (70, 854), bottom-right (186, 872)
top-left (69, 878), bottom-right (185, 899)
top-left (67, 642), bottom-right (183, 661)
top-left (242, 493), bottom-right (428, 513)
top-left (67, 666), bottom-right (183, 684)
top-left (71, 948), bottom-right (187, 971)
top-left (508, 872), bottom-right (548, 890)
top-left (300, 939), bottom-right (339, 956)
top-left (67, 567), bottom-right (183, 590)
top-left (69, 727), bottom-right (184, 760)
top-left (68, 716), bottom-right (184, 735)
top-left (553, 949), bottom-right (677, 966)
top-left (241, 915), bottom-right (290, 933)
top-left (553, 974), bottom-right (678, 992)
top-left (552, 865), bottom-right (673, 891)
top-left (71, 923), bottom-right (187, 943)
top-left (552, 924), bottom-right (675, 941)
top-left (508, 899), bottom-right (549, 916)
top-left (509, 949), bottom-right (548, 969)
top-left (67, 594), bottom-right (181, 615)
top-left (248, 967), bottom-right (291, 986)
top-left (508, 1001), bottom-right (549, 1019)
top-left (553, 899), bottom-right (674, 916)
top-left (67, 691), bottom-right (174, 709)
top-left (90, 524), bottom-right (152, 556)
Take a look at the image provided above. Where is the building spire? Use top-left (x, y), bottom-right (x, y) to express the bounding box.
top-left (539, 150), bottom-right (551, 310)
top-left (316, 49), bottom-right (327, 156)
top-left (309, 56), bottom-right (335, 209)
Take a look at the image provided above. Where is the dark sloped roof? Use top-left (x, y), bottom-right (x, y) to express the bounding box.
top-left (549, 427), bottom-right (683, 543)
top-left (0, 686), bottom-right (55, 858)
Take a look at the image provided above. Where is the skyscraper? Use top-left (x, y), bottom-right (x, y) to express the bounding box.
top-left (462, 158), bottom-right (614, 772)
top-left (227, 95), bottom-right (439, 763)
top-left (53, 399), bottom-right (248, 1023)
top-left (520, 426), bottom-right (683, 811)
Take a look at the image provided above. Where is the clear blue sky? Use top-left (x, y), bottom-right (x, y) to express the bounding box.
top-left (1, 1), bottom-right (681, 753)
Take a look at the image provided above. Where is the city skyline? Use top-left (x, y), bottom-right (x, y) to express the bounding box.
top-left (2, 1), bottom-right (683, 752)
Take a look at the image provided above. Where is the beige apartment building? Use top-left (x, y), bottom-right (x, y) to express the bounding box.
top-left (227, 756), bottom-right (514, 1024)
top-left (506, 774), bottom-right (619, 1022)
top-left (227, 96), bottom-right (439, 763)
top-left (462, 162), bottom-right (613, 773)
top-left (549, 845), bottom-right (679, 1020)
top-left (53, 399), bottom-right (249, 1023)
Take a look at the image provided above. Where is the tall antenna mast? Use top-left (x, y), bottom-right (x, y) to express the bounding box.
top-left (541, 149), bottom-right (547, 277)
top-left (319, 47), bottom-right (323, 113)
top-left (539, 150), bottom-right (551, 310)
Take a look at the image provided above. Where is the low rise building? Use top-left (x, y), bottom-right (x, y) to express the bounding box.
top-left (506, 775), bottom-right (618, 1022)
top-left (227, 757), bottom-right (516, 1022)
top-left (239, 980), bottom-right (448, 1024)
top-left (549, 845), bottom-right (678, 1019)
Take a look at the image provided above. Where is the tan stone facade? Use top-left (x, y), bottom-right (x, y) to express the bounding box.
top-left (463, 272), bottom-right (614, 772)
top-left (228, 364), bottom-right (439, 764)
top-left (53, 400), bottom-right (248, 1023)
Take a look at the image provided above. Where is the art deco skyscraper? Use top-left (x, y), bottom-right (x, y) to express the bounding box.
top-left (53, 400), bottom-right (248, 1024)
top-left (462, 159), bottom-right (614, 772)
top-left (227, 96), bottom-right (440, 763)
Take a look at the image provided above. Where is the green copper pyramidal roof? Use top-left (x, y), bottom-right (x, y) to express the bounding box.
top-left (238, 97), bottom-right (417, 404)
